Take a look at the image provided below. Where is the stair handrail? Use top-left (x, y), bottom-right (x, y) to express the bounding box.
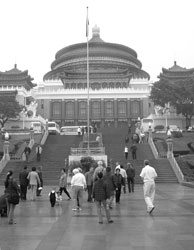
top-left (148, 137), bottom-right (159, 159)
top-left (40, 130), bottom-right (48, 145)
top-left (167, 154), bottom-right (184, 183)
top-left (0, 155), bottom-right (8, 174)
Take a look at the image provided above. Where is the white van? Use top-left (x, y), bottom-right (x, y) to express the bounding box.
top-left (141, 118), bottom-right (155, 132)
top-left (48, 121), bottom-right (60, 135)
top-left (31, 122), bottom-right (42, 133)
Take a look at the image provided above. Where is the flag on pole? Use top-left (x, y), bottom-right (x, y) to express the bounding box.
top-left (86, 7), bottom-right (89, 37)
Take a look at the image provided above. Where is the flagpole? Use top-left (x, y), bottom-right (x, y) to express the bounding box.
top-left (86, 6), bottom-right (90, 154)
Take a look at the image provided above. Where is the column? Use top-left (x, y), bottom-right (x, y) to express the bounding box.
top-left (166, 131), bottom-right (173, 158)
top-left (61, 100), bottom-right (65, 126)
top-left (101, 99), bottom-right (104, 127)
top-left (114, 99), bottom-right (117, 128)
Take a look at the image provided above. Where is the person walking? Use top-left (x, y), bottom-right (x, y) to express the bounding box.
top-left (140, 160), bottom-right (157, 214)
top-left (59, 168), bottom-right (71, 200)
top-left (27, 167), bottom-right (41, 201)
top-left (36, 144), bottom-right (42, 162)
top-left (24, 145), bottom-right (31, 162)
top-left (77, 126), bottom-right (81, 136)
top-left (93, 161), bottom-right (106, 181)
top-left (103, 166), bottom-right (115, 209)
top-left (4, 171), bottom-right (20, 224)
top-left (93, 172), bottom-right (113, 224)
top-left (36, 166), bottom-right (43, 196)
top-left (112, 168), bottom-right (124, 204)
top-left (19, 165), bottom-right (29, 200)
top-left (124, 146), bottom-right (129, 160)
top-left (71, 168), bottom-right (86, 211)
top-left (130, 143), bottom-right (137, 160)
top-left (115, 164), bottom-right (127, 194)
top-left (126, 163), bottom-right (135, 193)
top-left (85, 166), bottom-right (94, 202)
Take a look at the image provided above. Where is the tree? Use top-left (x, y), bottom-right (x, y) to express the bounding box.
top-left (150, 78), bottom-right (194, 128)
top-left (0, 95), bottom-right (23, 128)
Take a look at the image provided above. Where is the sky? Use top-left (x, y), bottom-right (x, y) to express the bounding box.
top-left (0, 0), bottom-right (194, 83)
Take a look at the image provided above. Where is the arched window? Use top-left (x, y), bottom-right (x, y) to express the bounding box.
top-left (131, 100), bottom-right (140, 117)
top-left (118, 101), bottom-right (127, 117)
top-left (105, 101), bottom-right (114, 118)
top-left (79, 101), bottom-right (87, 118)
top-left (65, 102), bottom-right (74, 118)
top-left (92, 101), bottom-right (101, 118)
top-left (52, 102), bottom-right (61, 117)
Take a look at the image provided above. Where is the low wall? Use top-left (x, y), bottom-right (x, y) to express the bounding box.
top-left (69, 154), bottom-right (108, 166)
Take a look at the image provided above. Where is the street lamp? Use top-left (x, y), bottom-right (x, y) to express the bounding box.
top-left (148, 122), bottom-right (152, 142)
top-left (3, 132), bottom-right (10, 160)
top-left (45, 118), bottom-right (48, 132)
top-left (22, 108), bottom-right (27, 130)
top-left (4, 132), bottom-right (10, 141)
top-left (166, 130), bottom-right (173, 158)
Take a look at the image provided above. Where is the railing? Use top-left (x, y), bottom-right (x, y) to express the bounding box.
top-left (70, 147), bottom-right (105, 156)
top-left (148, 138), bottom-right (159, 159)
top-left (167, 154), bottom-right (184, 183)
top-left (0, 155), bottom-right (8, 174)
top-left (40, 130), bottom-right (48, 145)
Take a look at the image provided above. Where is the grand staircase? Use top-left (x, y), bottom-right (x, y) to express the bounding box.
top-left (0, 128), bottom-right (178, 186)
top-left (0, 134), bottom-right (82, 186)
top-left (100, 127), bottom-right (178, 184)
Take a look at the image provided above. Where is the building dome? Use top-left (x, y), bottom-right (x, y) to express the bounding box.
top-left (43, 26), bottom-right (149, 82)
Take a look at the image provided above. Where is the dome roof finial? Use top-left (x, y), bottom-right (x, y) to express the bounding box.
top-left (89, 25), bottom-right (104, 43)
top-left (92, 25), bottom-right (100, 38)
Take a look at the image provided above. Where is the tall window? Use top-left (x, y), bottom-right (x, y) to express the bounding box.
top-left (105, 101), bottom-right (114, 118)
top-left (131, 100), bottom-right (140, 117)
top-left (41, 100), bottom-right (44, 109)
top-left (118, 101), bottom-right (127, 117)
top-left (79, 101), bottom-right (87, 118)
top-left (65, 102), bottom-right (74, 118)
top-left (52, 102), bottom-right (61, 117)
top-left (92, 101), bottom-right (101, 118)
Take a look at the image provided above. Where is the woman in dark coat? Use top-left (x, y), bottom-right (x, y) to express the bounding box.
top-left (4, 171), bottom-right (20, 224)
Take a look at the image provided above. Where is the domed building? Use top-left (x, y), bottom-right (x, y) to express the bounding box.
top-left (33, 26), bottom-right (153, 128)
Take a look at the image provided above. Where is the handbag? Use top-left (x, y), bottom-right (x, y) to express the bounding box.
top-left (8, 192), bottom-right (20, 205)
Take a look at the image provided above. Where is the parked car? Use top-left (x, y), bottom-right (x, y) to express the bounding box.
top-left (169, 125), bottom-right (182, 133)
top-left (187, 126), bottom-right (194, 132)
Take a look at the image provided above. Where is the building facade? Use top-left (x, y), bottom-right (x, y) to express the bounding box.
top-left (33, 26), bottom-right (153, 128)
top-left (0, 64), bottom-right (36, 106)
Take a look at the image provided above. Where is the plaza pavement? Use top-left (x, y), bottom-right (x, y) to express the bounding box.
top-left (0, 183), bottom-right (194, 250)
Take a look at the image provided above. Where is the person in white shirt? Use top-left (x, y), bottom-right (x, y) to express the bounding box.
top-left (124, 146), bottom-right (128, 160)
top-left (77, 127), bottom-right (81, 136)
top-left (140, 160), bottom-right (157, 214)
top-left (71, 168), bottom-right (86, 211)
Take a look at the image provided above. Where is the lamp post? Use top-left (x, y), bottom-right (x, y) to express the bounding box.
top-left (22, 108), bottom-right (27, 130)
top-left (148, 122), bottom-right (152, 142)
top-left (45, 118), bottom-right (48, 132)
top-left (30, 127), bottom-right (34, 142)
top-left (166, 130), bottom-right (173, 158)
top-left (3, 132), bottom-right (10, 160)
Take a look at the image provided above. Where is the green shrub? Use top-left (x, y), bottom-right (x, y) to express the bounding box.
top-left (172, 131), bottom-right (183, 138)
top-left (154, 125), bottom-right (164, 130)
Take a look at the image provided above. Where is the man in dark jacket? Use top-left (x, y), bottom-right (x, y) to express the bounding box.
top-left (103, 167), bottom-right (115, 209)
top-left (126, 163), bottom-right (135, 193)
top-left (92, 172), bottom-right (113, 224)
top-left (112, 168), bottom-right (124, 204)
top-left (19, 165), bottom-right (29, 200)
top-left (130, 143), bottom-right (137, 159)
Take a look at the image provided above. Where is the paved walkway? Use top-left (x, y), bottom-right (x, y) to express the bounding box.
top-left (0, 183), bottom-right (194, 250)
